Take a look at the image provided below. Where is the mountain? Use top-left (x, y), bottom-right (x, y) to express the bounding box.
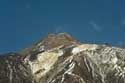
top-left (0, 33), bottom-right (125, 83)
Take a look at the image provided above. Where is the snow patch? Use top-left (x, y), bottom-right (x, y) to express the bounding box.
top-left (72, 47), bottom-right (83, 55)
top-left (72, 44), bottom-right (98, 55)
top-left (111, 57), bottom-right (118, 64)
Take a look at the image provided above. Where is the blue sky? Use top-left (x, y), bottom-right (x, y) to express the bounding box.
top-left (0, 0), bottom-right (125, 54)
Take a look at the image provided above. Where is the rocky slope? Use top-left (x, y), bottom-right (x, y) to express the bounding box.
top-left (0, 33), bottom-right (125, 83)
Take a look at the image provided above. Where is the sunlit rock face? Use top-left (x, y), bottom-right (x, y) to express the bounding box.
top-left (0, 33), bottom-right (125, 83)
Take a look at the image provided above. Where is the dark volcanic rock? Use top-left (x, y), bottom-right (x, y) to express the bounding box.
top-left (0, 33), bottom-right (125, 83)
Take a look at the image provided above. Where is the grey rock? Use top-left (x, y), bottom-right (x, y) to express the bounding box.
top-left (0, 33), bottom-right (125, 83)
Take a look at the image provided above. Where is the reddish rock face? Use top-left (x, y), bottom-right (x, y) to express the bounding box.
top-left (0, 33), bottom-right (125, 83)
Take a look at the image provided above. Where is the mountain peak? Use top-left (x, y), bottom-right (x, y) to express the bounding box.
top-left (0, 33), bottom-right (125, 83)
top-left (34, 33), bottom-right (80, 50)
top-left (20, 33), bottom-right (80, 60)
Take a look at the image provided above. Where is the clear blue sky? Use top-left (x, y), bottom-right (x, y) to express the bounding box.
top-left (0, 0), bottom-right (125, 54)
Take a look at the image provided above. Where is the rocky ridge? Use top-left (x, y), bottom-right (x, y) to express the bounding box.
top-left (0, 33), bottom-right (125, 83)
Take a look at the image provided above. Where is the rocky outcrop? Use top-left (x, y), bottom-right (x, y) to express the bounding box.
top-left (0, 33), bottom-right (125, 83)
top-left (0, 53), bottom-right (33, 83)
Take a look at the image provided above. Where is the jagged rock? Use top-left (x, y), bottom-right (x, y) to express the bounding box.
top-left (0, 53), bottom-right (33, 83)
top-left (0, 33), bottom-right (125, 83)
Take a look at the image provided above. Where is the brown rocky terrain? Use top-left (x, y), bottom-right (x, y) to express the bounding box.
top-left (0, 33), bottom-right (125, 83)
